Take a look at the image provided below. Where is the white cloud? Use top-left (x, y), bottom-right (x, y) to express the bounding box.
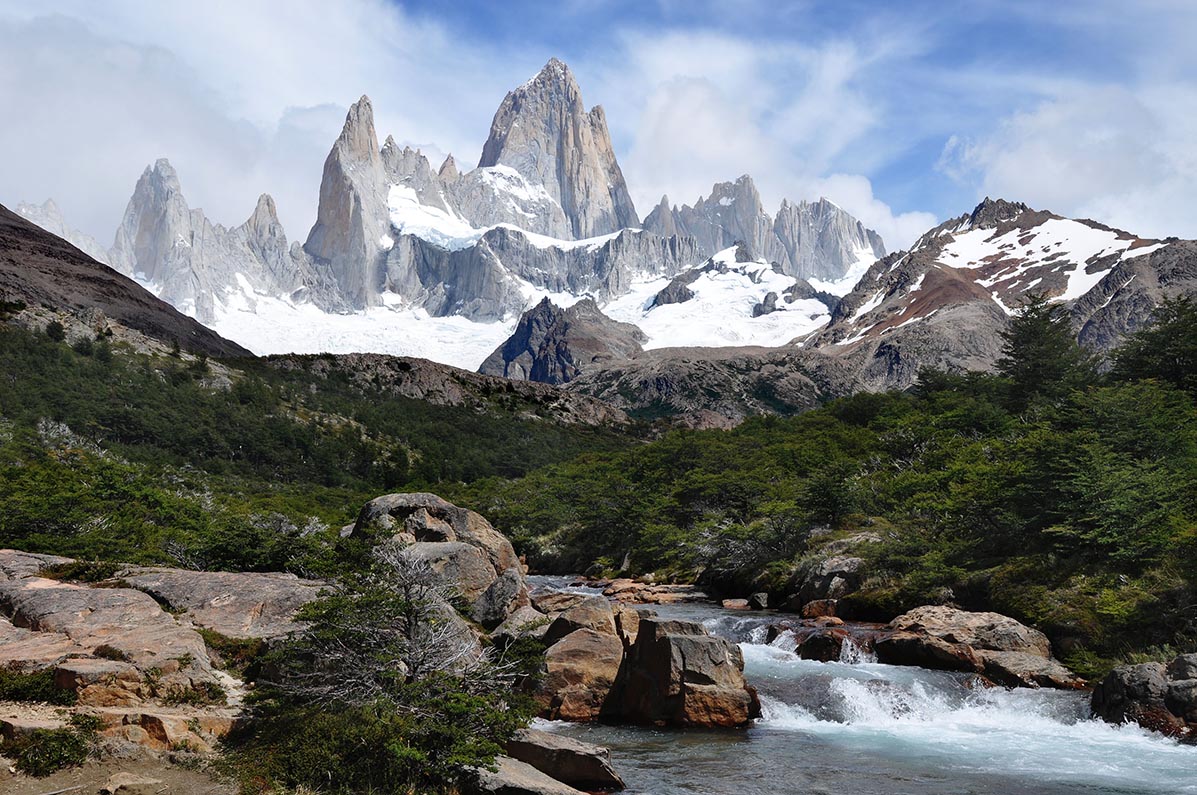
top-left (939, 82), bottom-right (1197, 239)
top-left (0, 1), bottom-right (938, 256)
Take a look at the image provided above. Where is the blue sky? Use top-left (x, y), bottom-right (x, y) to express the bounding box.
top-left (1, 0), bottom-right (1194, 250)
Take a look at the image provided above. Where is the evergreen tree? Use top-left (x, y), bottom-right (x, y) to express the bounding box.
top-left (996, 295), bottom-right (1096, 408)
top-left (1111, 296), bottom-right (1197, 396)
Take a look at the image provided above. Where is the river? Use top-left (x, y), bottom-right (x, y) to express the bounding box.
top-left (530, 579), bottom-right (1197, 795)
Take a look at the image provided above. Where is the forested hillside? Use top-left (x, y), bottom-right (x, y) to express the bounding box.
top-left (456, 298), bottom-right (1197, 676)
top-left (0, 321), bottom-right (637, 575)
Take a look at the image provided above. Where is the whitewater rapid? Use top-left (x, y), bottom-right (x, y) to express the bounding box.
top-left (543, 595), bottom-right (1197, 795)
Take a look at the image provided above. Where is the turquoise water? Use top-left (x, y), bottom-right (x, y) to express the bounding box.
top-left (531, 581), bottom-right (1197, 794)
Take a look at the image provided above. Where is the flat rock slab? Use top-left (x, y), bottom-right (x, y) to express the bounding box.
top-left (0, 549), bottom-right (73, 581)
top-left (0, 577), bottom-right (211, 671)
top-left (119, 567), bottom-right (326, 639)
top-left (468, 755), bottom-right (586, 795)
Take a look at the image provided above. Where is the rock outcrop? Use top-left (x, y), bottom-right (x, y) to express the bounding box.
top-left (874, 606), bottom-right (1083, 689)
top-left (1092, 653), bottom-right (1197, 737)
top-left (504, 728), bottom-right (624, 791)
top-left (0, 550), bottom-right (225, 705)
top-left (479, 297), bottom-right (646, 384)
top-left (643, 177), bottom-right (885, 281)
top-left (116, 568), bottom-right (325, 639)
top-left (479, 58), bottom-right (638, 239)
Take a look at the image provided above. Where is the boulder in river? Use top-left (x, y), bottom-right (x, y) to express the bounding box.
top-left (537, 628), bottom-right (625, 721)
top-left (619, 617), bottom-right (760, 727)
top-left (505, 727), bottom-right (625, 790)
top-left (1092, 653), bottom-right (1197, 737)
top-left (467, 755), bottom-right (587, 795)
top-left (875, 606), bottom-right (1083, 689)
top-left (543, 595), bottom-right (617, 644)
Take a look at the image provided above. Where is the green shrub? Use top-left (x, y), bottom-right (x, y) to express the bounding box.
top-left (39, 560), bottom-right (121, 583)
top-left (6, 714), bottom-right (99, 777)
top-left (0, 665), bottom-right (75, 705)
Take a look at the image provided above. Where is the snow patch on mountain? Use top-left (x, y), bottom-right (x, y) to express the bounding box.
top-left (604, 247), bottom-right (831, 349)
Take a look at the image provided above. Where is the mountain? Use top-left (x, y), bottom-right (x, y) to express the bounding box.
top-left (478, 296), bottom-right (647, 384)
top-left (15, 199), bottom-right (109, 264)
top-left (478, 57), bottom-right (639, 238)
top-left (15, 58), bottom-right (886, 370)
top-left (0, 203), bottom-right (248, 357)
top-left (804, 197), bottom-right (1197, 390)
top-left (109, 159), bottom-right (312, 323)
top-left (643, 176), bottom-right (886, 282)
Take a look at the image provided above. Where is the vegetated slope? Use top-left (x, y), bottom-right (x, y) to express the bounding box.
top-left (0, 321), bottom-right (642, 573)
top-left (0, 203), bottom-right (248, 357)
top-left (457, 301), bottom-right (1197, 676)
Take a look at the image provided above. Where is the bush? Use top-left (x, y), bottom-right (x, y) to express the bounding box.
top-left (0, 665), bottom-right (76, 705)
top-left (44, 320), bottom-right (65, 341)
top-left (6, 714), bottom-right (99, 777)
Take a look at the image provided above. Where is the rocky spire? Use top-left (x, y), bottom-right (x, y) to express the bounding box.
top-left (478, 58), bottom-right (639, 238)
top-left (109, 158), bottom-right (193, 284)
top-left (967, 197), bottom-right (1031, 230)
top-left (438, 154), bottom-right (459, 180)
top-left (303, 95), bottom-right (389, 308)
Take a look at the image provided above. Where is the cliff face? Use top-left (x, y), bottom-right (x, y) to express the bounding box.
top-left (478, 58), bottom-right (639, 238)
top-left (478, 297), bottom-right (647, 385)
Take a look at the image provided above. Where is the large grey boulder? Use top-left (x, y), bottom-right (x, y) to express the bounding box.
top-left (352, 493), bottom-right (532, 628)
top-left (505, 728), bottom-right (624, 791)
top-left (1093, 654), bottom-right (1197, 737)
top-left (352, 492), bottom-right (520, 574)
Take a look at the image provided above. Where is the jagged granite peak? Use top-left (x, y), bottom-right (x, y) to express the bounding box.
top-left (15, 198), bottom-right (109, 264)
top-left (303, 95), bottom-right (389, 308)
top-left (438, 154), bottom-right (459, 180)
top-left (109, 159), bottom-right (305, 323)
top-left (478, 296), bottom-right (646, 384)
top-left (643, 195), bottom-right (680, 239)
top-left (477, 58), bottom-right (639, 238)
top-left (774, 197), bottom-right (886, 281)
top-left (643, 176), bottom-right (886, 282)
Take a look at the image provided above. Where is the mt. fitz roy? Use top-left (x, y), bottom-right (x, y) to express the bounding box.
top-left (16, 56), bottom-right (1197, 416)
top-left (18, 58), bottom-right (884, 362)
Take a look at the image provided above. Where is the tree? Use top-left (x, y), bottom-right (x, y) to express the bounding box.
top-left (44, 320), bottom-right (65, 342)
top-left (236, 541), bottom-right (535, 793)
top-left (1111, 296), bottom-right (1197, 396)
top-left (996, 295), bottom-right (1096, 409)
